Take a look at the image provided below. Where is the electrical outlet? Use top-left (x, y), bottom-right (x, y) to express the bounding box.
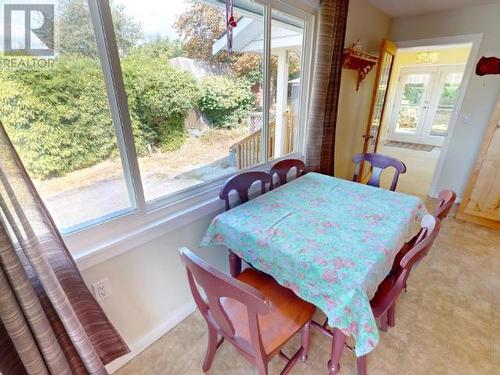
top-left (92, 279), bottom-right (112, 302)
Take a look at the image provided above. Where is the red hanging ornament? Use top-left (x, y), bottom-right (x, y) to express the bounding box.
top-left (226, 0), bottom-right (237, 54)
top-left (228, 15), bottom-right (237, 28)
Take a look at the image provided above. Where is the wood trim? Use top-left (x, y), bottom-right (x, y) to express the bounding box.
top-left (456, 92), bottom-right (500, 228)
top-left (359, 39), bottom-right (397, 181)
top-left (455, 211), bottom-right (500, 230)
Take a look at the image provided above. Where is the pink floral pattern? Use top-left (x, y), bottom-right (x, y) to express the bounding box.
top-left (200, 173), bottom-right (426, 356)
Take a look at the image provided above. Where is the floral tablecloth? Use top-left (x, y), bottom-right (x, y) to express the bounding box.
top-left (200, 172), bottom-right (426, 356)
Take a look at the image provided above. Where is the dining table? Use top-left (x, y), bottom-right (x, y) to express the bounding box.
top-left (200, 172), bottom-right (427, 374)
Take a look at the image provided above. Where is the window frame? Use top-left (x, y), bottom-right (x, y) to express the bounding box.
top-left (64, 0), bottom-right (317, 263)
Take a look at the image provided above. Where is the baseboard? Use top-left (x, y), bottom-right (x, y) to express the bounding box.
top-left (105, 301), bottom-right (197, 374)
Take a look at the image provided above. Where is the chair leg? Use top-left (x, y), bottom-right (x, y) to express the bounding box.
top-left (357, 355), bottom-right (367, 375)
top-left (256, 359), bottom-right (268, 375)
top-left (379, 313), bottom-right (388, 332)
top-left (202, 325), bottom-right (218, 372)
top-left (387, 303), bottom-right (396, 328)
top-left (300, 322), bottom-right (311, 362)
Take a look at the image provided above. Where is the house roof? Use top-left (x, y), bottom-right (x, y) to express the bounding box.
top-left (200, 0), bottom-right (303, 55)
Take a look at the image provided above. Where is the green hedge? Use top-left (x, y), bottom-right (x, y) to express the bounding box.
top-left (0, 57), bottom-right (254, 179)
top-left (0, 57), bottom-right (128, 178)
top-left (122, 54), bottom-right (198, 151)
top-left (197, 76), bottom-right (254, 128)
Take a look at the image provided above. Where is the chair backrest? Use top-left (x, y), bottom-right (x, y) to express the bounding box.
top-left (352, 153), bottom-right (406, 191)
top-left (178, 248), bottom-right (270, 351)
top-left (220, 171), bottom-right (272, 211)
top-left (371, 214), bottom-right (440, 317)
top-left (433, 190), bottom-right (457, 220)
top-left (269, 159), bottom-right (306, 187)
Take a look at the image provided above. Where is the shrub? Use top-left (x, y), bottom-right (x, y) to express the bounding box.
top-left (197, 76), bottom-right (254, 128)
top-left (0, 57), bottom-right (142, 179)
top-left (122, 54), bottom-right (198, 150)
top-left (0, 54), bottom-right (198, 179)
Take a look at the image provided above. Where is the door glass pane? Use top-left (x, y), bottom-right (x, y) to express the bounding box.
top-left (367, 51), bottom-right (393, 153)
top-left (0, 0), bottom-right (133, 232)
top-left (430, 72), bottom-right (463, 137)
top-left (111, 0), bottom-right (265, 202)
top-left (395, 73), bottom-right (430, 135)
top-left (269, 9), bottom-right (304, 160)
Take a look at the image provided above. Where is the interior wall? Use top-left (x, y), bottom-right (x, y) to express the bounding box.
top-left (80, 211), bottom-right (228, 371)
top-left (379, 46), bottom-right (471, 141)
top-left (334, 0), bottom-right (392, 180)
top-left (389, 2), bottom-right (500, 198)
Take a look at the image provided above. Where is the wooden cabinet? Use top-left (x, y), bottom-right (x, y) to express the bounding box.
top-left (457, 94), bottom-right (500, 229)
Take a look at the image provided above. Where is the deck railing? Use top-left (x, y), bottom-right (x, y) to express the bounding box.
top-left (231, 112), bottom-right (296, 170)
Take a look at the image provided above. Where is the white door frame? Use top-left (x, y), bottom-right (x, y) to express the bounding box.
top-left (393, 33), bottom-right (483, 198)
top-left (388, 65), bottom-right (466, 146)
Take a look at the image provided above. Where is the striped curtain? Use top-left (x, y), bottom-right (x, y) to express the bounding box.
top-left (0, 122), bottom-right (129, 375)
top-left (305, 0), bottom-right (349, 175)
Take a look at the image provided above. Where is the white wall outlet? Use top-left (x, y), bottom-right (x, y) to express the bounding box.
top-left (92, 278), bottom-right (112, 302)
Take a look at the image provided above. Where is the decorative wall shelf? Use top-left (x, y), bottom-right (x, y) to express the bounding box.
top-left (343, 48), bottom-right (379, 91)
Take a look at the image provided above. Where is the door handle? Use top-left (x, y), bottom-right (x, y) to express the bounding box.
top-left (362, 135), bottom-right (374, 139)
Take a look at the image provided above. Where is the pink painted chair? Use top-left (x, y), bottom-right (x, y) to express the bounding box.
top-left (270, 159), bottom-right (306, 188)
top-left (178, 247), bottom-right (316, 375)
top-left (356, 214), bottom-right (441, 375)
top-left (220, 171), bottom-right (273, 277)
top-left (352, 153), bottom-right (406, 191)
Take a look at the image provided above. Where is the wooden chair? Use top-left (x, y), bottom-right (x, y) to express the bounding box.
top-left (269, 159), bottom-right (306, 188)
top-left (356, 214), bottom-right (441, 375)
top-left (390, 189), bottom-right (457, 281)
top-left (178, 247), bottom-right (316, 375)
top-left (220, 171), bottom-right (272, 211)
top-left (352, 153), bottom-right (406, 191)
top-left (220, 171), bottom-right (273, 276)
top-left (433, 189), bottom-right (457, 220)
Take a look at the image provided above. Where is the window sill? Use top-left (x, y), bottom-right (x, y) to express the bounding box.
top-left (69, 153), bottom-right (302, 270)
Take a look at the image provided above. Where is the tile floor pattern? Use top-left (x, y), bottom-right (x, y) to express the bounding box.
top-left (116, 207), bottom-right (500, 375)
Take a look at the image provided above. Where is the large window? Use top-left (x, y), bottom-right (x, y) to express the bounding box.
top-left (0, 0), bottom-right (313, 234)
top-left (0, 0), bottom-right (134, 231)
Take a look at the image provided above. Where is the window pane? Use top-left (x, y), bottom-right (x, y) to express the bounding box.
top-left (0, 0), bottom-right (133, 232)
top-left (111, 0), bottom-right (265, 202)
top-left (395, 73), bottom-right (431, 135)
top-left (430, 72), bottom-right (463, 137)
top-left (269, 9), bottom-right (304, 159)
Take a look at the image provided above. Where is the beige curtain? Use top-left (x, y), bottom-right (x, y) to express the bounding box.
top-left (0, 122), bottom-right (129, 375)
top-left (305, 0), bottom-right (349, 175)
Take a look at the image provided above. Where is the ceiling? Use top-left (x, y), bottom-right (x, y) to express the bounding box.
top-left (368, 0), bottom-right (500, 17)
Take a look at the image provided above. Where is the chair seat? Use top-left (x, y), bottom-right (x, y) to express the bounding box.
top-left (221, 269), bottom-right (315, 356)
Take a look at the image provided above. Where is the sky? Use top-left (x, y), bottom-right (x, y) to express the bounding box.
top-left (115, 0), bottom-right (189, 41)
top-left (0, 0), bottom-right (190, 52)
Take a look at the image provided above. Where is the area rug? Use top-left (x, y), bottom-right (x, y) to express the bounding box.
top-left (384, 141), bottom-right (435, 152)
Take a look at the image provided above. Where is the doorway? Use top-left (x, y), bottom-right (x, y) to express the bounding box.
top-left (387, 65), bottom-right (465, 146)
top-left (374, 42), bottom-right (474, 197)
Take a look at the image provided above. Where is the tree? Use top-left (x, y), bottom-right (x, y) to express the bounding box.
top-left (174, 1), bottom-right (226, 61)
top-left (57, 0), bottom-right (142, 57)
top-left (175, 1), bottom-right (264, 85)
top-left (129, 35), bottom-right (184, 60)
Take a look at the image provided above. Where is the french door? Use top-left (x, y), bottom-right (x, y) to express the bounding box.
top-left (388, 65), bottom-right (464, 146)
